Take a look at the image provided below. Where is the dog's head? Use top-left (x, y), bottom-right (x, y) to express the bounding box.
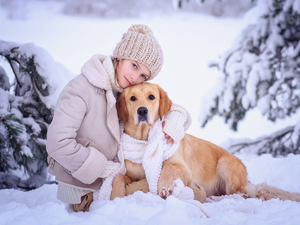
top-left (117, 83), bottom-right (172, 126)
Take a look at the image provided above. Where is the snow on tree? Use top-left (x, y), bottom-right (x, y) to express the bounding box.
top-left (199, 0), bottom-right (300, 157)
top-left (0, 40), bottom-right (72, 190)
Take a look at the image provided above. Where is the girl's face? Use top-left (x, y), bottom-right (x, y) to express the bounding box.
top-left (117, 59), bottom-right (150, 88)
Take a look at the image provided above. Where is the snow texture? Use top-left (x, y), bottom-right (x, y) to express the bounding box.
top-left (0, 153), bottom-right (299, 225)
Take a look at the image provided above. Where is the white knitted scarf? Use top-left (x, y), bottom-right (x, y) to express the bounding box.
top-left (96, 119), bottom-right (194, 201)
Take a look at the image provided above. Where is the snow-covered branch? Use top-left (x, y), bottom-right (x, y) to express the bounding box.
top-left (225, 122), bottom-right (300, 157)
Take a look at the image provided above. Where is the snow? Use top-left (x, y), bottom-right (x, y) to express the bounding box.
top-left (10, 108), bottom-right (23, 121)
top-left (22, 117), bottom-right (41, 135)
top-left (0, 88), bottom-right (10, 115)
top-left (20, 145), bottom-right (33, 157)
top-left (0, 66), bottom-right (10, 90)
top-left (0, 154), bottom-right (299, 225)
top-left (1, 0), bottom-right (300, 224)
top-left (257, 95), bottom-right (271, 115)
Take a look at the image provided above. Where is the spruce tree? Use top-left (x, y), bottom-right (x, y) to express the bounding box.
top-left (0, 41), bottom-right (58, 190)
top-left (200, 0), bottom-right (300, 156)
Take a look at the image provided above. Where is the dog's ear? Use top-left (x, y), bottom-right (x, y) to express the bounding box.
top-left (158, 86), bottom-right (173, 120)
top-left (116, 92), bottom-right (128, 125)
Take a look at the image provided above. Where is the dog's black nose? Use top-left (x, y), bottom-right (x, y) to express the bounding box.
top-left (137, 107), bottom-right (148, 116)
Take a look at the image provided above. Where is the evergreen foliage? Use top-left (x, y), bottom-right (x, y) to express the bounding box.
top-left (0, 41), bottom-right (54, 190)
top-left (200, 0), bottom-right (300, 156)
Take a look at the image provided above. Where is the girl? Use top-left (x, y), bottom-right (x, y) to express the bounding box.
top-left (46, 24), bottom-right (193, 212)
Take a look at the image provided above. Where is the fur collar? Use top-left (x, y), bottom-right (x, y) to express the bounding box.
top-left (81, 54), bottom-right (123, 93)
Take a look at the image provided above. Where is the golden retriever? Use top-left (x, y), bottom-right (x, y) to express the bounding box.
top-left (111, 82), bottom-right (300, 202)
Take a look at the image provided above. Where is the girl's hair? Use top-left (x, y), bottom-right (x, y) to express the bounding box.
top-left (112, 57), bottom-right (121, 87)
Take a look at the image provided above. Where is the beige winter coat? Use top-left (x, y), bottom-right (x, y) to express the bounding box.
top-left (47, 54), bottom-right (121, 191)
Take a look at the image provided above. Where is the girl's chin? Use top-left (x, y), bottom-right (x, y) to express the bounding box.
top-left (120, 83), bottom-right (129, 89)
top-left (122, 81), bottom-right (129, 88)
top-left (116, 80), bottom-right (128, 89)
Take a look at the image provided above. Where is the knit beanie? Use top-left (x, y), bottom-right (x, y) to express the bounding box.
top-left (113, 24), bottom-right (163, 80)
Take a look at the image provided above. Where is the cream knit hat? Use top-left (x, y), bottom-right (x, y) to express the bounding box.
top-left (113, 24), bottom-right (163, 80)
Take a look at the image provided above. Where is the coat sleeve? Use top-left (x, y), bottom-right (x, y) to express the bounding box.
top-left (162, 103), bottom-right (192, 143)
top-left (46, 76), bottom-right (107, 184)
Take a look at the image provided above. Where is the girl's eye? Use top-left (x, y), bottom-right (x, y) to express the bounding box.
top-left (141, 74), bottom-right (146, 80)
top-left (132, 63), bottom-right (137, 69)
top-left (130, 96), bottom-right (136, 101)
top-left (148, 95), bottom-right (155, 100)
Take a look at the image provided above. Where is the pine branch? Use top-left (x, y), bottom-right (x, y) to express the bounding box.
top-left (0, 149), bottom-right (13, 173)
top-left (29, 76), bottom-right (48, 109)
top-left (4, 56), bottom-right (21, 87)
top-left (229, 126), bottom-right (296, 156)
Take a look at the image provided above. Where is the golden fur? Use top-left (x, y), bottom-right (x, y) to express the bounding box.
top-left (111, 82), bottom-right (300, 202)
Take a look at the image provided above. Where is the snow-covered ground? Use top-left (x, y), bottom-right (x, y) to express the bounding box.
top-left (1, 154), bottom-right (300, 225)
top-left (0, 1), bottom-right (300, 224)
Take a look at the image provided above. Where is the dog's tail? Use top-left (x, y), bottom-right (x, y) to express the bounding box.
top-left (245, 182), bottom-right (300, 202)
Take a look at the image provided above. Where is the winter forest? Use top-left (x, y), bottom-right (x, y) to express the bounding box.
top-left (0, 0), bottom-right (300, 224)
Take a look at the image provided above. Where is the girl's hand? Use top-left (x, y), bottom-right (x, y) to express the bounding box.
top-left (162, 121), bottom-right (173, 143)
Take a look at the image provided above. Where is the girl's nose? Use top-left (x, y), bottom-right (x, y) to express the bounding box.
top-left (131, 74), bottom-right (138, 81)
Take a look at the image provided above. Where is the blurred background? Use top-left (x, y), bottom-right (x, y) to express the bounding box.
top-left (1, 0), bottom-right (257, 19)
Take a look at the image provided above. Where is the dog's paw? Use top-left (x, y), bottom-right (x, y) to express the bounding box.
top-left (159, 187), bottom-right (172, 199)
top-left (110, 174), bottom-right (129, 200)
top-left (158, 181), bottom-right (174, 199)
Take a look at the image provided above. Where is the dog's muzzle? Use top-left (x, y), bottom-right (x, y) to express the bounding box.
top-left (137, 107), bottom-right (148, 123)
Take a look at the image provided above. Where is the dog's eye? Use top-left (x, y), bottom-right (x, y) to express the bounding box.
top-left (148, 95), bottom-right (155, 100)
top-left (130, 96), bottom-right (136, 101)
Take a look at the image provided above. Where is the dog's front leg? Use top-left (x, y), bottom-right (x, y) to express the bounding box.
top-left (157, 163), bottom-right (190, 199)
top-left (111, 174), bottom-right (133, 200)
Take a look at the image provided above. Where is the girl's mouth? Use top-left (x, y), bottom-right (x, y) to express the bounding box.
top-left (125, 77), bottom-right (131, 85)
